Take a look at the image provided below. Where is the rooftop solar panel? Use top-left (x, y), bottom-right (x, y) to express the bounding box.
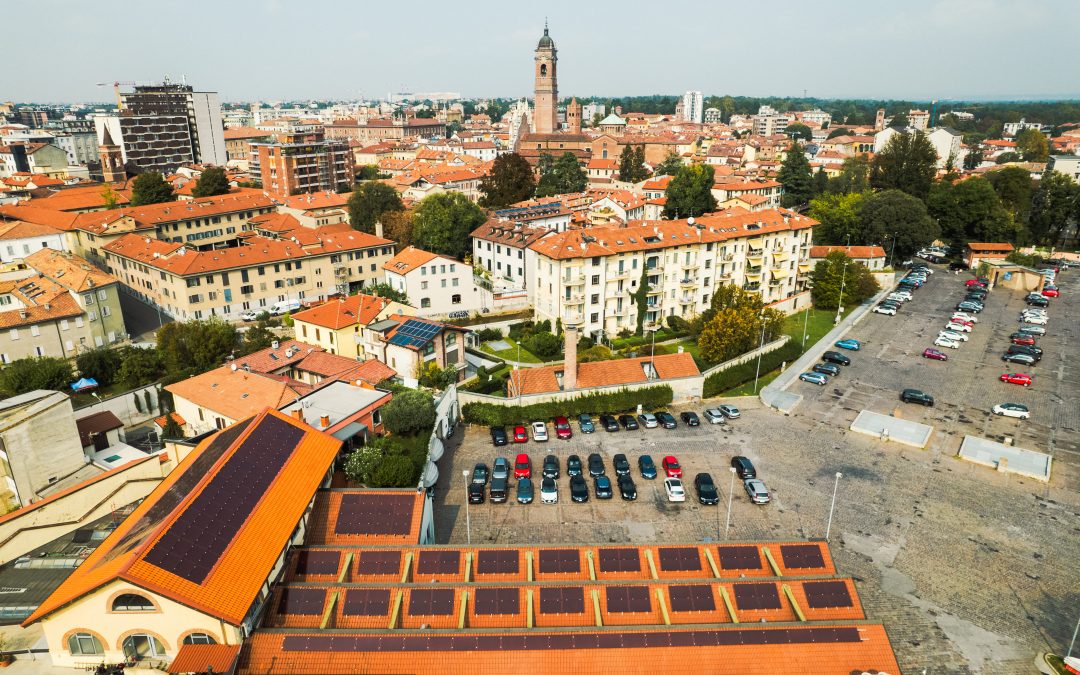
top-left (475, 550), bottom-right (518, 575)
top-left (657, 547), bottom-right (701, 572)
top-left (334, 493), bottom-right (415, 536)
top-left (733, 583), bottom-right (782, 610)
top-left (143, 415), bottom-right (303, 584)
top-left (803, 580), bottom-right (853, 609)
top-left (667, 584), bottom-right (716, 612)
top-left (779, 544), bottom-right (825, 569)
top-left (416, 550), bottom-right (460, 575)
top-left (387, 319), bottom-right (442, 349)
top-left (408, 588), bottom-right (455, 616)
top-left (538, 587), bottom-right (585, 614)
top-left (278, 588), bottom-right (326, 616)
top-left (295, 551), bottom-right (340, 576)
top-left (473, 588), bottom-right (520, 616)
top-left (597, 548), bottom-right (641, 573)
top-left (605, 586), bottom-right (651, 613)
top-left (342, 589), bottom-right (391, 616)
top-left (538, 549), bottom-right (580, 574)
top-left (717, 545), bottom-right (761, 570)
top-left (356, 550), bottom-right (402, 576)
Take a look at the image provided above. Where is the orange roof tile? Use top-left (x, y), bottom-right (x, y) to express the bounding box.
top-left (0, 204), bottom-right (79, 231)
top-left (224, 127), bottom-right (273, 140)
top-left (282, 191), bottom-right (349, 210)
top-left (292, 294), bottom-right (395, 330)
top-left (165, 366), bottom-right (313, 421)
top-left (153, 411), bottom-right (187, 428)
top-left (967, 242), bottom-right (1014, 252)
top-left (383, 245), bottom-right (443, 274)
top-left (24, 248), bottom-right (118, 292)
top-left (168, 644), bottom-right (241, 674)
top-left (809, 245), bottom-right (887, 259)
top-left (509, 353), bottom-right (700, 396)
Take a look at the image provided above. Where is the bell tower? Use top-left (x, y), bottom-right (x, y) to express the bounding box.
top-left (533, 22), bottom-right (558, 134)
top-left (98, 125), bottom-right (125, 184)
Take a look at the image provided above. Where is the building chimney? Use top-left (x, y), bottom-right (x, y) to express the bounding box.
top-left (374, 220), bottom-right (385, 238)
top-left (271, 340), bottom-right (280, 349)
top-left (291, 409), bottom-right (304, 423)
top-left (319, 415), bottom-right (330, 429)
top-left (563, 323), bottom-right (578, 391)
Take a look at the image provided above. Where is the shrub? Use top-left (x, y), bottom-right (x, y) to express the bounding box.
top-left (382, 389), bottom-right (436, 436)
top-left (367, 455), bottom-right (416, 488)
top-left (76, 349), bottom-right (121, 387)
top-left (344, 442), bottom-right (385, 483)
top-left (524, 331), bottom-right (562, 360)
top-left (702, 340), bottom-right (801, 397)
top-left (577, 345), bottom-right (614, 363)
top-left (462, 385), bottom-right (673, 426)
top-left (463, 365), bottom-right (510, 395)
top-left (477, 327), bottom-right (503, 342)
top-left (666, 315), bottom-right (690, 333)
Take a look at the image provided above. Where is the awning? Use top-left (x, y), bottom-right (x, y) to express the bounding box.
top-left (70, 377), bottom-right (98, 392)
top-left (332, 421), bottom-right (368, 441)
top-left (772, 269), bottom-right (790, 279)
top-left (745, 271), bottom-right (762, 279)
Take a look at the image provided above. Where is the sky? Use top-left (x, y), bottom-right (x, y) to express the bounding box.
top-left (7, 0), bottom-right (1080, 103)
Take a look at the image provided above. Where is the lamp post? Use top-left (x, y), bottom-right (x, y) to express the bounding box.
top-left (1067, 612), bottom-right (1079, 659)
top-left (801, 303), bottom-right (810, 347)
top-left (835, 236), bottom-right (850, 324)
top-left (752, 312), bottom-right (768, 394)
top-left (825, 472), bottom-right (842, 541)
top-left (462, 469), bottom-right (472, 545)
top-left (650, 322), bottom-right (658, 370)
top-left (887, 232), bottom-right (898, 269)
top-left (724, 467), bottom-right (737, 538)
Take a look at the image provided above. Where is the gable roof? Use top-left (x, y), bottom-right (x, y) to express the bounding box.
top-left (292, 294), bottom-right (394, 330)
top-left (25, 248), bottom-right (118, 292)
top-left (808, 245), bottom-right (886, 259)
top-left (165, 366), bottom-right (313, 421)
top-left (75, 411), bottom-right (124, 448)
top-left (509, 352), bottom-right (701, 396)
top-left (383, 246), bottom-right (443, 275)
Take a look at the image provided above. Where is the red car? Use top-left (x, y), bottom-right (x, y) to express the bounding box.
top-left (1011, 335), bottom-right (1036, 346)
top-left (1042, 287), bottom-right (1059, 298)
top-left (1000, 373), bottom-right (1033, 387)
top-left (512, 425), bottom-right (528, 443)
top-left (922, 348), bottom-right (948, 361)
top-left (514, 453), bottom-right (532, 479)
top-left (949, 317), bottom-right (974, 327)
top-left (964, 279), bottom-right (982, 287)
top-left (553, 416), bottom-right (573, 439)
top-left (662, 455), bottom-right (682, 478)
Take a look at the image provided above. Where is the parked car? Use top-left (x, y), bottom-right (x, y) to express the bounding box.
top-left (934, 336), bottom-right (960, 349)
top-left (567, 454), bottom-right (583, 477)
top-left (468, 482), bottom-right (485, 504)
top-left (888, 293), bottom-right (911, 303)
top-left (662, 455), bottom-right (683, 478)
top-left (835, 339), bottom-right (861, 351)
top-left (240, 310), bottom-right (261, 322)
top-left (949, 318), bottom-right (974, 328)
top-left (599, 414), bottom-right (620, 432)
top-left (1020, 314), bottom-right (1048, 325)
top-left (553, 416), bottom-right (573, 439)
top-left (594, 475), bottom-right (613, 499)
top-left (694, 473), bottom-right (720, 505)
top-left (514, 453), bottom-right (532, 479)
top-left (680, 411), bottom-right (700, 426)
top-left (1000, 373), bottom-right (1033, 386)
top-left (516, 478), bottom-right (534, 504)
top-left (800, 371), bottom-right (829, 385)
top-left (656, 411), bottom-right (678, 429)
top-left (617, 475), bottom-right (638, 500)
top-left (569, 475), bottom-right (589, 502)
top-left (578, 414), bottom-right (595, 433)
top-left (956, 301), bottom-right (983, 313)
top-left (1002, 353), bottom-right (1037, 366)
top-left (731, 456), bottom-right (756, 479)
top-left (1010, 334), bottom-right (1036, 346)
top-left (613, 453), bottom-right (631, 476)
top-left (512, 425), bottom-right (528, 443)
top-left (540, 477), bottom-right (558, 504)
top-left (471, 463), bottom-right (489, 485)
top-left (813, 362), bottom-right (840, 377)
top-left (992, 402), bottom-right (1030, 419)
top-left (542, 455), bottom-right (560, 479)
top-left (744, 478), bottom-right (771, 504)
top-left (965, 278), bottom-right (986, 288)
top-left (618, 414), bottom-right (639, 430)
top-left (900, 388), bottom-right (935, 406)
top-left (703, 408), bottom-right (727, 424)
top-left (531, 421), bottom-right (548, 442)
top-left (717, 405), bottom-right (741, 419)
top-left (1007, 344), bottom-right (1042, 359)
top-left (922, 348), bottom-right (948, 361)
top-left (949, 261), bottom-right (969, 271)
top-left (944, 321), bottom-right (972, 333)
top-left (588, 453), bottom-right (606, 476)
top-left (638, 455), bottom-right (658, 479)
top-left (1025, 295), bottom-right (1049, 307)
top-left (489, 477), bottom-right (508, 503)
top-left (490, 427), bottom-right (508, 446)
top-left (938, 330), bottom-right (968, 343)
top-left (1018, 324), bottom-right (1046, 336)
top-left (492, 457), bottom-right (510, 481)
top-left (951, 312), bottom-right (978, 323)
top-left (664, 478), bottom-right (686, 502)
top-left (822, 351), bottom-right (851, 366)
top-left (874, 304), bottom-right (898, 316)
top-left (1042, 287), bottom-right (1060, 298)
top-left (638, 412), bottom-right (659, 428)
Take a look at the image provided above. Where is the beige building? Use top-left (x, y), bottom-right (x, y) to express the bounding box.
top-left (291, 293), bottom-right (412, 360)
top-left (384, 246), bottom-right (481, 318)
top-left (102, 226), bottom-right (394, 321)
top-left (528, 208), bottom-right (816, 340)
top-left (364, 314), bottom-right (469, 388)
top-left (0, 390), bottom-right (89, 509)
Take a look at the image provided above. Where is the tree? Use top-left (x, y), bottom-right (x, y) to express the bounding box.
top-left (654, 151), bottom-right (682, 176)
top-left (986, 166), bottom-right (1033, 225)
top-left (963, 147), bottom-right (985, 171)
top-left (417, 362), bottom-right (458, 390)
top-left (809, 192), bottom-right (865, 244)
top-left (662, 164), bottom-right (716, 218)
top-left (155, 318), bottom-right (238, 379)
top-left (366, 282), bottom-right (410, 305)
top-left (76, 348), bottom-right (122, 387)
top-left (348, 181), bottom-right (403, 234)
top-left (1029, 170), bottom-right (1079, 244)
top-left (536, 152), bottom-right (587, 197)
top-left (827, 155), bottom-right (871, 195)
top-left (367, 455), bottom-right (416, 488)
top-left (191, 167), bottom-right (230, 198)
top-left (890, 112), bottom-right (910, 128)
top-left (478, 152), bottom-right (536, 208)
top-left (1015, 128), bottom-right (1049, 162)
top-left (859, 190), bottom-right (940, 260)
top-left (356, 165), bottom-right (381, 181)
top-left (381, 389), bottom-right (436, 436)
top-left (524, 331), bottom-right (561, 360)
top-left (344, 443), bottom-right (383, 483)
top-left (778, 143), bottom-right (813, 207)
top-left (100, 185), bottom-right (120, 209)
top-left (411, 192), bottom-right (486, 259)
top-left (785, 122), bottom-right (812, 141)
top-left (381, 209), bottom-right (413, 248)
top-left (996, 152), bottom-right (1021, 164)
top-left (826, 128), bottom-right (851, 140)
top-left (130, 172), bottom-right (175, 206)
top-left (161, 414), bottom-right (184, 439)
top-left (117, 347), bottom-right (164, 389)
top-left (928, 176), bottom-right (1018, 245)
top-left (617, 145), bottom-right (648, 183)
top-left (239, 321), bottom-right (278, 355)
top-left (811, 169), bottom-right (829, 197)
top-left (870, 131), bottom-right (938, 201)
top-left (697, 306), bottom-right (785, 364)
top-left (810, 251), bottom-right (881, 310)
top-left (0, 357), bottom-right (73, 397)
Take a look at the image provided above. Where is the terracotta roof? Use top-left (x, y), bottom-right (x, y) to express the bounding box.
top-left (712, 179), bottom-right (782, 192)
top-left (236, 339), bottom-right (321, 373)
top-left (292, 294), bottom-right (394, 330)
top-left (154, 412), bottom-right (186, 428)
top-left (383, 246), bottom-right (443, 275)
top-left (0, 205), bottom-right (79, 231)
top-left (587, 158), bottom-right (619, 170)
top-left (224, 127), bottom-right (273, 140)
top-left (165, 366), bottom-right (314, 421)
top-left (282, 192), bottom-right (349, 210)
top-left (967, 242), bottom-right (1014, 252)
top-left (24, 248), bottom-right (118, 292)
top-left (0, 276), bottom-right (84, 329)
top-left (336, 358), bottom-right (396, 386)
top-left (23, 409), bottom-right (342, 627)
top-left (31, 185), bottom-right (131, 211)
top-left (509, 352), bottom-right (700, 396)
top-left (75, 410), bottom-right (124, 448)
top-left (0, 219), bottom-right (63, 240)
top-left (470, 221), bottom-right (550, 249)
top-left (168, 644), bottom-right (241, 674)
top-left (305, 490), bottom-right (426, 547)
top-left (809, 245), bottom-right (887, 259)
top-left (295, 351), bottom-right (375, 378)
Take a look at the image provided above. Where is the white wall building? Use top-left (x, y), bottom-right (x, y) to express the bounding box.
top-left (1047, 155), bottom-right (1080, 183)
top-left (681, 91), bottom-right (703, 124)
top-left (927, 127), bottom-right (964, 169)
top-left (383, 246), bottom-right (481, 317)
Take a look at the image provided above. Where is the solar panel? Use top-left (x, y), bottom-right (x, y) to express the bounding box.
top-left (473, 588), bottom-right (520, 616)
top-left (803, 580), bottom-right (853, 609)
top-left (143, 415), bottom-right (304, 583)
top-left (335, 493), bottom-right (415, 536)
top-left (295, 551), bottom-right (340, 576)
top-left (475, 550), bottom-right (518, 575)
top-left (779, 544), bottom-right (825, 569)
top-left (342, 589), bottom-right (391, 616)
top-left (278, 588), bottom-right (326, 615)
top-left (605, 586), bottom-right (651, 613)
top-left (538, 549), bottom-right (580, 574)
top-left (387, 319), bottom-right (442, 349)
top-left (538, 587), bottom-right (585, 614)
top-left (717, 545), bottom-right (761, 570)
top-left (408, 588), bottom-right (455, 616)
top-left (357, 550), bottom-right (402, 575)
top-left (597, 548), bottom-right (641, 573)
top-left (416, 550), bottom-right (460, 575)
top-left (657, 547), bottom-right (701, 572)
top-left (668, 584), bottom-right (716, 612)
top-left (733, 583), bottom-right (782, 610)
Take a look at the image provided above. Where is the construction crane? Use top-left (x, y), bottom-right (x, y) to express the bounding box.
top-left (96, 81), bottom-right (138, 110)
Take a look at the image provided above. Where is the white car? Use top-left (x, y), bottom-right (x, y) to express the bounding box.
top-left (664, 478), bottom-right (686, 502)
top-left (540, 477), bottom-right (559, 503)
top-left (639, 413), bottom-right (659, 428)
top-left (934, 336), bottom-right (960, 349)
top-left (992, 403), bottom-right (1030, 419)
top-left (951, 312), bottom-right (978, 323)
top-left (944, 322), bottom-right (972, 333)
top-left (887, 294), bottom-right (910, 303)
top-left (1021, 316), bottom-right (1048, 326)
top-left (938, 330), bottom-right (968, 343)
top-left (1018, 324), bottom-right (1046, 335)
top-left (531, 421), bottom-right (548, 442)
top-left (874, 305), bottom-right (897, 315)
top-left (703, 408), bottom-right (726, 425)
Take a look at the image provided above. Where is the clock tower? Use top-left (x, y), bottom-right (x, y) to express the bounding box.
top-left (533, 23), bottom-right (558, 134)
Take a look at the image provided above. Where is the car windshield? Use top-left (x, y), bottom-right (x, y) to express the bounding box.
top-left (555, 421), bottom-right (568, 429)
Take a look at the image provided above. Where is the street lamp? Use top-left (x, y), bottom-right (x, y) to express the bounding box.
top-left (752, 311), bottom-right (768, 394)
top-left (801, 303), bottom-right (810, 347)
top-left (461, 469), bottom-right (472, 545)
top-left (834, 236), bottom-right (850, 324)
top-left (825, 472), bottom-right (842, 541)
top-left (887, 232), bottom-right (898, 269)
top-left (1067, 612), bottom-right (1079, 659)
top-left (724, 467), bottom-right (737, 538)
top-left (649, 322), bottom-right (659, 370)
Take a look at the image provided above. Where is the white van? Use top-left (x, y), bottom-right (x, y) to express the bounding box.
top-left (269, 299), bottom-right (301, 316)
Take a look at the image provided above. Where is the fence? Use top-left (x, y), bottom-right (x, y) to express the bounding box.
top-left (701, 336), bottom-right (791, 377)
top-left (72, 382), bottom-right (163, 427)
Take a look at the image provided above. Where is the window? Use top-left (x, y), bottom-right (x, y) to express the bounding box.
top-left (34, 346), bottom-right (45, 357)
top-left (452, 277), bottom-right (459, 287)
top-left (591, 275), bottom-right (600, 284)
top-left (98, 290), bottom-right (107, 301)
top-left (590, 313), bottom-right (599, 323)
top-left (451, 294), bottom-right (461, 304)
top-left (102, 306), bottom-right (111, 317)
top-left (421, 298), bottom-right (431, 308)
top-left (122, 635), bottom-right (165, 661)
top-left (68, 633), bottom-right (103, 655)
top-left (8, 329), bottom-right (17, 340)
top-left (84, 294), bottom-right (95, 305)
top-left (421, 281), bottom-right (428, 290)
top-left (30, 325), bottom-right (40, 337)
top-left (441, 279), bottom-right (447, 288)
top-left (112, 593), bottom-right (154, 611)
top-left (183, 633), bottom-right (216, 645)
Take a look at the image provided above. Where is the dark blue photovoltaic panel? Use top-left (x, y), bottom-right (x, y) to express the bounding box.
top-left (387, 319), bottom-right (441, 349)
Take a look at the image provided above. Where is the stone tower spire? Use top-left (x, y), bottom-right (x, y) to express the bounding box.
top-left (533, 23), bottom-right (558, 134)
top-left (566, 97), bottom-right (582, 134)
top-left (98, 125), bottom-right (125, 184)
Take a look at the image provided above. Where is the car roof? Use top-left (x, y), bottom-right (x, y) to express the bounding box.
top-left (663, 455), bottom-right (678, 462)
top-left (516, 453), bottom-right (529, 461)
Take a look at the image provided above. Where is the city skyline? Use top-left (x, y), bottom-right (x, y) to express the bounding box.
top-left (6, 0), bottom-right (1080, 103)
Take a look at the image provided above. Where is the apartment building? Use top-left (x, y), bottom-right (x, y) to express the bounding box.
top-left (711, 179), bottom-right (783, 209)
top-left (251, 126), bottom-right (354, 197)
top-left (0, 220), bottom-right (68, 263)
top-left (102, 227), bottom-right (394, 321)
top-left (0, 391), bottom-right (88, 510)
top-left (384, 246), bottom-right (481, 317)
top-left (528, 208), bottom-right (816, 340)
top-left (364, 314), bottom-right (469, 388)
top-left (25, 247), bottom-right (127, 345)
top-left (223, 126), bottom-right (273, 162)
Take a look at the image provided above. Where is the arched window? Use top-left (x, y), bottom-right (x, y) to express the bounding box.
top-left (540, 64), bottom-right (548, 77)
top-left (183, 633), bottom-right (216, 645)
top-left (68, 633), bottom-right (103, 655)
top-left (112, 593), bottom-right (154, 611)
top-left (122, 634), bottom-right (166, 661)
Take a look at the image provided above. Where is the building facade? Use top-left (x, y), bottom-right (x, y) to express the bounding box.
top-left (251, 126), bottom-right (354, 198)
top-left (681, 91), bottom-right (703, 124)
top-left (1047, 155), bottom-right (1080, 182)
top-left (383, 246), bottom-right (481, 317)
top-left (532, 26), bottom-right (558, 134)
top-left (0, 390), bottom-right (88, 509)
top-left (291, 293), bottom-right (412, 360)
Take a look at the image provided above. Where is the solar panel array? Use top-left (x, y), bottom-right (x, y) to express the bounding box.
top-left (539, 587), bottom-right (585, 614)
top-left (803, 581), bottom-right (853, 609)
top-left (717, 546), bottom-right (761, 570)
top-left (357, 551), bottom-right (402, 575)
top-left (657, 547), bottom-right (701, 572)
top-left (733, 583), bottom-right (782, 610)
top-left (668, 585), bottom-right (716, 612)
top-left (605, 586), bottom-right (651, 613)
top-left (416, 550), bottom-right (460, 575)
top-left (279, 588), bottom-right (326, 616)
top-left (597, 548), bottom-right (641, 573)
top-left (538, 549), bottom-right (580, 574)
top-left (475, 550), bottom-right (518, 575)
top-left (780, 544), bottom-right (825, 570)
top-left (143, 415), bottom-right (303, 583)
top-left (335, 493), bottom-right (415, 536)
top-left (342, 589), bottom-right (391, 616)
top-left (408, 589), bottom-right (455, 616)
top-left (473, 588), bottom-right (520, 616)
top-left (296, 551), bottom-right (340, 576)
top-left (387, 319), bottom-right (441, 349)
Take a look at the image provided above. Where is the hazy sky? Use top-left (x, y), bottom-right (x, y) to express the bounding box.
top-left (8, 0), bottom-right (1079, 103)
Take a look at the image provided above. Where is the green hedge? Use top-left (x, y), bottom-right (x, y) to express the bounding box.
top-left (703, 340), bottom-right (802, 398)
top-left (610, 328), bottom-right (687, 350)
top-left (463, 385), bottom-right (673, 426)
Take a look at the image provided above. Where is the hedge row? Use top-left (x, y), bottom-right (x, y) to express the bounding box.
top-left (463, 385), bottom-right (674, 426)
top-left (702, 340), bottom-right (802, 398)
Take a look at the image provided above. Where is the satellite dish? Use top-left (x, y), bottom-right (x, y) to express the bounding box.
top-left (427, 437), bottom-right (444, 462)
top-left (421, 461), bottom-right (439, 488)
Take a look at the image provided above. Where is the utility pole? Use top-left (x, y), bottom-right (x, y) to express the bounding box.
top-left (825, 472), bottom-right (842, 541)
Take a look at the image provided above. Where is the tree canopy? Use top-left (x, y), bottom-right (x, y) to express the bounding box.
top-left (478, 152), bottom-right (536, 208)
top-left (662, 164), bottom-right (716, 218)
top-left (985, 166), bottom-right (1033, 225)
top-left (859, 189), bottom-right (940, 260)
top-left (130, 172), bottom-right (175, 206)
top-left (870, 131), bottom-right (938, 201)
top-left (809, 192), bottom-right (866, 245)
top-left (695, 287), bottom-right (785, 363)
top-left (156, 318), bottom-right (238, 380)
top-left (0, 357), bottom-right (74, 397)
top-left (1015, 128), bottom-right (1049, 162)
top-left (381, 389), bottom-right (436, 436)
top-left (535, 152), bottom-right (587, 197)
top-left (777, 142), bottom-right (813, 207)
top-left (654, 151), bottom-right (683, 176)
top-left (785, 122), bottom-right (812, 141)
top-left (617, 145), bottom-right (648, 183)
top-left (1029, 170), bottom-right (1079, 245)
top-left (365, 282), bottom-right (410, 305)
top-left (928, 176), bottom-right (1019, 246)
top-left (810, 251), bottom-right (881, 310)
top-left (348, 181), bottom-right (404, 234)
top-left (191, 167), bottom-right (230, 198)
top-left (827, 155), bottom-right (870, 195)
top-left (411, 192), bottom-right (486, 259)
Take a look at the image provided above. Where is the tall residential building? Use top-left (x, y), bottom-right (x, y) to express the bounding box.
top-left (251, 125), bottom-right (354, 198)
top-left (681, 91), bottom-right (703, 124)
top-left (532, 25), bottom-right (558, 134)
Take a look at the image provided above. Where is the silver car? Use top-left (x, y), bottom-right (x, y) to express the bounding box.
top-left (938, 330), bottom-right (968, 343)
top-left (703, 408), bottom-right (726, 425)
top-left (1018, 324), bottom-right (1045, 335)
top-left (638, 413), bottom-right (658, 428)
top-left (744, 478), bottom-right (771, 504)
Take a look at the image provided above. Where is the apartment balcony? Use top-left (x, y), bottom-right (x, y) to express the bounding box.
top-left (565, 294), bottom-right (585, 305)
top-left (720, 253), bottom-right (735, 262)
top-left (679, 277), bottom-right (697, 287)
top-left (747, 253), bottom-right (764, 266)
top-left (680, 261), bottom-right (697, 271)
top-left (746, 265), bottom-right (763, 274)
top-left (798, 262), bottom-right (812, 274)
top-left (563, 273), bottom-right (585, 285)
top-left (716, 272), bottom-right (733, 281)
top-left (646, 284), bottom-right (663, 295)
top-left (744, 283), bottom-right (761, 292)
top-left (772, 251), bottom-right (790, 263)
top-left (606, 267), bottom-right (631, 280)
top-left (679, 295), bottom-right (694, 303)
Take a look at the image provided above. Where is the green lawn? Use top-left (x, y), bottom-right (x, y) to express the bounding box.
top-left (480, 338), bottom-right (542, 364)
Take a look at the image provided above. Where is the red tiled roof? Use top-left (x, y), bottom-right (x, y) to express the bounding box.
top-left (166, 366), bottom-right (314, 421)
top-left (383, 246), bottom-right (442, 274)
top-left (509, 352), bottom-right (700, 396)
top-left (809, 245), bottom-right (887, 259)
top-left (154, 412), bottom-right (187, 428)
top-left (292, 294), bottom-right (395, 330)
top-left (168, 644), bottom-right (241, 674)
top-left (966, 242), bottom-right (1014, 252)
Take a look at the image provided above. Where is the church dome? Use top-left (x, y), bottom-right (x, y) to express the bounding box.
top-left (537, 27), bottom-right (554, 49)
